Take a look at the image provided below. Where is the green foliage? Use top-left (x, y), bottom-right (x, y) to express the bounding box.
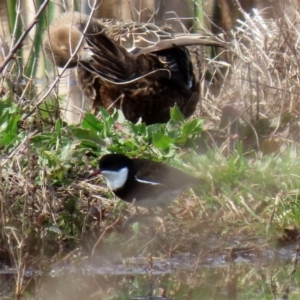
top-left (71, 105), bottom-right (204, 163)
top-left (0, 93), bottom-right (24, 150)
top-left (0, 101), bottom-right (206, 260)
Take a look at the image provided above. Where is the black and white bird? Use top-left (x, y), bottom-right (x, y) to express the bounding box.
top-left (93, 153), bottom-right (201, 207)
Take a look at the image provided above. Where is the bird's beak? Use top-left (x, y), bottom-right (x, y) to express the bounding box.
top-left (88, 169), bottom-right (102, 179)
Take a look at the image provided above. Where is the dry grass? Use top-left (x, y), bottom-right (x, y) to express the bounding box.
top-left (203, 8), bottom-right (300, 127)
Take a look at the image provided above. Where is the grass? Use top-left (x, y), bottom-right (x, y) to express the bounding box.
top-left (1, 99), bottom-right (300, 298)
top-left (1, 1), bottom-right (300, 299)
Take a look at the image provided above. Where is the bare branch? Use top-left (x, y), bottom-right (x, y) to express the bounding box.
top-left (0, 0), bottom-right (50, 74)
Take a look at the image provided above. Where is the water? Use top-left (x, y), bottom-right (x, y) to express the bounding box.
top-left (1, 239), bottom-right (300, 300)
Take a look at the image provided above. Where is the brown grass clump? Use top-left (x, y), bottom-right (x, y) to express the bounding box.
top-left (199, 8), bottom-right (300, 153)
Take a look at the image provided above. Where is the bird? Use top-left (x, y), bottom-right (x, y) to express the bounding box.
top-left (44, 12), bottom-right (223, 125)
top-left (92, 153), bottom-right (201, 207)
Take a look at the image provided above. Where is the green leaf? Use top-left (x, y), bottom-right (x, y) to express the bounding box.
top-left (129, 122), bottom-right (147, 136)
top-left (99, 106), bottom-right (111, 119)
top-left (82, 113), bottom-right (104, 132)
top-left (182, 119), bottom-right (204, 135)
top-left (71, 127), bottom-right (104, 145)
top-left (30, 134), bottom-right (52, 147)
top-left (146, 124), bottom-right (164, 139)
top-left (114, 109), bottom-right (126, 123)
top-left (55, 118), bottom-right (63, 134)
top-left (170, 104), bottom-right (185, 122)
top-left (8, 114), bottom-right (20, 135)
top-left (0, 133), bottom-right (18, 147)
top-left (162, 148), bottom-right (177, 158)
top-left (59, 143), bottom-right (75, 161)
top-left (152, 133), bottom-right (175, 150)
top-left (78, 140), bottom-right (101, 152)
top-left (0, 112), bottom-right (9, 132)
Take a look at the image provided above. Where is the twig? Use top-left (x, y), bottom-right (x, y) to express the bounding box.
top-left (0, 0), bottom-right (50, 74)
top-left (90, 214), bottom-right (121, 257)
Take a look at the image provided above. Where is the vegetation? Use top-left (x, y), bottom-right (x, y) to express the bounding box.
top-left (1, 1), bottom-right (300, 299)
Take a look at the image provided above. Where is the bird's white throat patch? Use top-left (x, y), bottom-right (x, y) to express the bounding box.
top-left (101, 167), bottom-right (128, 190)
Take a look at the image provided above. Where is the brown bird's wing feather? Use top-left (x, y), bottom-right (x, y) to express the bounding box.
top-left (79, 22), bottom-right (180, 85)
top-left (79, 20), bottom-right (222, 86)
top-left (105, 21), bottom-right (224, 55)
top-left (77, 20), bottom-right (200, 117)
top-left (81, 31), bottom-right (135, 83)
top-left (44, 12), bottom-right (224, 124)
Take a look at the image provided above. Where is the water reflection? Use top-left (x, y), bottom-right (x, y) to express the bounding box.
top-left (1, 240), bottom-right (300, 299)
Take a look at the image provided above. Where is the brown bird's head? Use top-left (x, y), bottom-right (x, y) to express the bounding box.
top-left (43, 12), bottom-right (96, 68)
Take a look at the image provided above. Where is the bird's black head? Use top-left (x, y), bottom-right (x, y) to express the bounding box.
top-left (99, 154), bottom-right (133, 172)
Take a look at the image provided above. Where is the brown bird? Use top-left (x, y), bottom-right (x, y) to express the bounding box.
top-left (44, 12), bottom-right (222, 125)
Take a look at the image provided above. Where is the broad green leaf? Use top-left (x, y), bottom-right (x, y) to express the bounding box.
top-left (170, 104), bottom-right (185, 122)
top-left (0, 133), bottom-right (18, 147)
top-left (7, 114), bottom-right (20, 135)
top-left (182, 119), bottom-right (204, 135)
top-left (71, 127), bottom-right (104, 145)
top-left (152, 133), bottom-right (175, 150)
top-left (78, 140), bottom-right (101, 152)
top-left (99, 106), bottom-right (111, 119)
top-left (30, 134), bottom-right (52, 146)
top-left (146, 124), bottom-right (164, 139)
top-left (82, 113), bottom-right (104, 132)
top-left (114, 109), bottom-right (126, 123)
top-left (129, 122), bottom-right (147, 136)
